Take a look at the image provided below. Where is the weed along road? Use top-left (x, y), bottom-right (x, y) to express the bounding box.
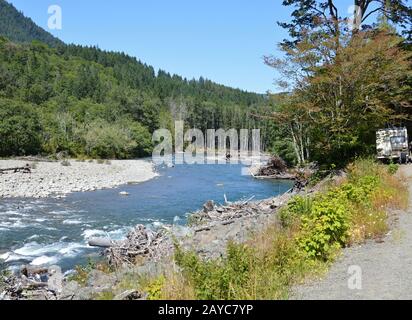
top-left (293, 165), bottom-right (412, 300)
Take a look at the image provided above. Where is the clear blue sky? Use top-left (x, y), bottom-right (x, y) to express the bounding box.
top-left (8, 0), bottom-right (359, 93)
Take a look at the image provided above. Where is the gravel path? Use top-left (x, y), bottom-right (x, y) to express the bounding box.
top-left (292, 165), bottom-right (412, 300)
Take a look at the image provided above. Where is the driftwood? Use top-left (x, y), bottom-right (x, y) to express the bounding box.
top-left (189, 192), bottom-right (294, 227)
top-left (88, 238), bottom-right (114, 248)
top-left (0, 165), bottom-right (31, 174)
top-left (257, 156), bottom-right (288, 176)
top-left (1, 266), bottom-right (60, 300)
top-left (194, 226), bottom-right (212, 233)
top-left (103, 225), bottom-right (171, 268)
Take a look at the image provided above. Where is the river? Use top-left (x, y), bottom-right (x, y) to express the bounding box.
top-left (0, 162), bottom-right (292, 271)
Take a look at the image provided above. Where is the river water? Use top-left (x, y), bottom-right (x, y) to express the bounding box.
top-left (0, 163), bottom-right (292, 271)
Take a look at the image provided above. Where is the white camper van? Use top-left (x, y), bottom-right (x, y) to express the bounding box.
top-left (376, 127), bottom-right (410, 164)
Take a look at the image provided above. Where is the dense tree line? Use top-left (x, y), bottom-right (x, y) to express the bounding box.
top-left (0, 0), bottom-right (63, 47)
top-left (5, 0), bottom-right (408, 166)
top-left (0, 0), bottom-right (285, 159)
top-left (0, 37), bottom-right (280, 159)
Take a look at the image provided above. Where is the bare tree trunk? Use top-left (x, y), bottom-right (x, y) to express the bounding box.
top-left (290, 124), bottom-right (303, 165)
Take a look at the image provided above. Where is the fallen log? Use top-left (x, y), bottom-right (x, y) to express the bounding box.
top-left (88, 237), bottom-right (115, 248)
top-left (0, 165), bottom-right (31, 174)
top-left (240, 195), bottom-right (255, 206)
top-left (194, 226), bottom-right (211, 233)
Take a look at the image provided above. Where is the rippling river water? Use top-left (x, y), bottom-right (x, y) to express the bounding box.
top-left (0, 163), bottom-right (293, 271)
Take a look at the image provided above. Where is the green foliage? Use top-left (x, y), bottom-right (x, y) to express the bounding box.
top-left (388, 162), bottom-right (400, 175)
top-left (0, 98), bottom-right (42, 156)
top-left (172, 229), bottom-right (312, 300)
top-left (268, 21), bottom-right (412, 167)
top-left (298, 194), bottom-right (350, 260)
top-left (278, 0), bottom-right (412, 46)
top-left (68, 260), bottom-right (96, 287)
top-left (279, 195), bottom-right (312, 228)
top-left (83, 119), bottom-right (151, 159)
top-left (0, 2), bottom-right (274, 159)
top-left (146, 276), bottom-right (165, 300)
top-left (174, 243), bottom-right (253, 300)
top-left (0, 33), bottom-right (273, 159)
top-left (0, 0), bottom-right (63, 47)
top-left (297, 169), bottom-right (380, 260)
top-left (166, 159), bottom-right (404, 299)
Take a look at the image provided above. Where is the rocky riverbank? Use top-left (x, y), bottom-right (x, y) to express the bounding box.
top-left (0, 157), bottom-right (307, 300)
top-left (0, 189), bottom-right (299, 300)
top-left (0, 159), bottom-right (158, 198)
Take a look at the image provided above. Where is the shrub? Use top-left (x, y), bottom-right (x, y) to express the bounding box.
top-left (280, 196), bottom-right (312, 228)
top-left (173, 243), bottom-right (253, 300)
top-left (83, 119), bottom-right (152, 159)
top-left (388, 162), bottom-right (399, 175)
top-left (146, 276), bottom-right (165, 300)
top-left (298, 193), bottom-right (350, 260)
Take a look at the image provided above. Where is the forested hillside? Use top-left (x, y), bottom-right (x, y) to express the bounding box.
top-left (0, 0), bottom-right (63, 47)
top-left (4, 0), bottom-right (407, 166)
top-left (0, 0), bottom-right (283, 159)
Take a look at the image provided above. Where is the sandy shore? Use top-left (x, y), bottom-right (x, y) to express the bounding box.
top-left (0, 159), bottom-right (158, 198)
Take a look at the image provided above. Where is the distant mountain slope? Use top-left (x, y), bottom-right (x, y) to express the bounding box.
top-left (0, 0), bottom-right (279, 160)
top-left (0, 0), bottom-right (63, 47)
top-left (0, 0), bottom-right (262, 103)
